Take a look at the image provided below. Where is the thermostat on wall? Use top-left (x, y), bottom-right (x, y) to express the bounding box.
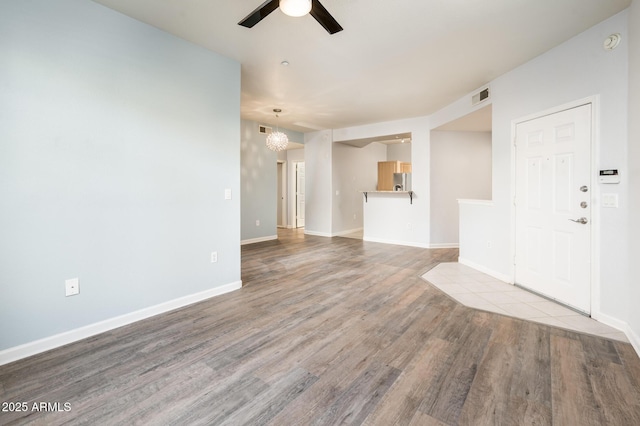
top-left (599, 169), bottom-right (620, 184)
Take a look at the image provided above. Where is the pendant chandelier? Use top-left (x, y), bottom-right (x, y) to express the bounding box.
top-left (266, 109), bottom-right (289, 152)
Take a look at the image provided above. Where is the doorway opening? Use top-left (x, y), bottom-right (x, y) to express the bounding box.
top-left (430, 105), bottom-right (493, 247)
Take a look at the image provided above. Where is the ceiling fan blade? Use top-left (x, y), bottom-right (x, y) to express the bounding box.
top-left (238, 0), bottom-right (280, 28)
top-left (310, 0), bottom-right (343, 34)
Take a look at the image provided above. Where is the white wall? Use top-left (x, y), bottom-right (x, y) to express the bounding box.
top-left (332, 142), bottom-right (386, 235)
top-left (452, 11), bottom-right (629, 326)
top-left (627, 0), bottom-right (640, 349)
top-left (334, 117), bottom-right (431, 246)
top-left (387, 143), bottom-right (412, 163)
top-left (0, 0), bottom-right (241, 352)
top-left (240, 120), bottom-right (302, 243)
top-left (430, 131), bottom-right (492, 246)
top-left (304, 130), bottom-right (333, 236)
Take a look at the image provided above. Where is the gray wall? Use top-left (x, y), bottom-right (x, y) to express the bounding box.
top-left (0, 0), bottom-right (241, 350)
top-left (628, 0), bottom-right (640, 344)
top-left (240, 120), bottom-right (302, 242)
top-left (430, 131), bottom-right (492, 245)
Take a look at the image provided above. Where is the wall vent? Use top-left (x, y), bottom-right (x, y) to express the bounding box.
top-left (471, 87), bottom-right (490, 106)
top-left (259, 125), bottom-right (272, 134)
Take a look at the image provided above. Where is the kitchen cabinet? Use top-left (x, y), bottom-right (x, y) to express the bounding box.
top-left (377, 161), bottom-right (411, 190)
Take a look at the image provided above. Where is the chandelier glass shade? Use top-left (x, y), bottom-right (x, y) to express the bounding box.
top-left (266, 131), bottom-right (289, 152)
top-left (280, 0), bottom-right (312, 17)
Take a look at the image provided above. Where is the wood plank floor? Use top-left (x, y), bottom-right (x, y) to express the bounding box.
top-left (1, 228), bottom-right (640, 425)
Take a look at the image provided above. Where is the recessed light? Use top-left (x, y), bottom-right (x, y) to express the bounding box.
top-left (281, 60), bottom-right (290, 66)
top-left (273, 108), bottom-right (282, 113)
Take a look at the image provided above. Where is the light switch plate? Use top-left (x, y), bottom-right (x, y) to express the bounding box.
top-left (65, 278), bottom-right (79, 296)
top-left (602, 193), bottom-right (619, 208)
top-left (224, 189), bottom-right (232, 200)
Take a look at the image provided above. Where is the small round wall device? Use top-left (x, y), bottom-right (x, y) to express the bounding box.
top-left (603, 33), bottom-right (621, 51)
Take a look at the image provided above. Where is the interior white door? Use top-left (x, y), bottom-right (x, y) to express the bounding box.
top-left (515, 104), bottom-right (592, 313)
top-left (296, 162), bottom-right (305, 228)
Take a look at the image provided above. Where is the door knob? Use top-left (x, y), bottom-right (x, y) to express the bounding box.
top-left (580, 201), bottom-right (588, 208)
top-left (580, 186), bottom-right (588, 192)
top-left (568, 217), bottom-right (588, 224)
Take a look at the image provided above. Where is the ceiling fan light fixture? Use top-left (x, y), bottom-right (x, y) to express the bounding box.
top-left (280, 0), bottom-right (312, 17)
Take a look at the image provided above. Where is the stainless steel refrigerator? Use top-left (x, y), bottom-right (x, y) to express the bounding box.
top-left (393, 173), bottom-right (412, 191)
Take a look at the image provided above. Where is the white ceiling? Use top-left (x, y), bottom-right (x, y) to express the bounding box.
top-left (336, 132), bottom-right (412, 148)
top-left (92, 0), bottom-right (630, 133)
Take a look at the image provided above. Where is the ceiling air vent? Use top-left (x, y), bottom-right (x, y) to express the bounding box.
top-left (259, 125), bottom-right (272, 134)
top-left (471, 87), bottom-right (490, 106)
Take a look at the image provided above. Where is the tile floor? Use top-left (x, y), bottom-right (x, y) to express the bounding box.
top-left (422, 262), bottom-right (628, 342)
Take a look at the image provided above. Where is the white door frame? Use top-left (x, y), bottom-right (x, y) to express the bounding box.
top-left (295, 161), bottom-right (305, 228)
top-left (509, 96), bottom-right (601, 316)
top-left (277, 160), bottom-right (287, 228)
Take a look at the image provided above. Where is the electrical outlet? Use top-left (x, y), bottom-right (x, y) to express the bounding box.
top-left (486, 240), bottom-right (492, 248)
top-left (256, 220), bottom-right (260, 226)
top-left (65, 278), bottom-right (79, 297)
top-left (224, 189), bottom-right (232, 200)
top-left (211, 252), bottom-right (218, 263)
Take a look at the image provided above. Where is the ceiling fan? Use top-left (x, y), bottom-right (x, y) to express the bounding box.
top-left (238, 0), bottom-right (343, 35)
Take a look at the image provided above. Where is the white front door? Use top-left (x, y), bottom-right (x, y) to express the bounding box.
top-left (296, 162), bottom-right (305, 228)
top-left (514, 104), bottom-right (592, 313)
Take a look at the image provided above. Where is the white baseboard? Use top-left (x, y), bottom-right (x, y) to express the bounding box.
top-left (304, 230), bottom-right (332, 237)
top-left (0, 281), bottom-right (242, 366)
top-left (332, 227), bottom-right (363, 237)
top-left (591, 309), bottom-right (628, 332)
top-left (363, 237), bottom-right (429, 249)
top-left (592, 310), bottom-right (640, 357)
top-left (429, 243), bottom-right (460, 249)
top-left (458, 257), bottom-right (513, 283)
top-left (241, 235), bottom-right (277, 245)
top-left (625, 324), bottom-right (640, 357)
